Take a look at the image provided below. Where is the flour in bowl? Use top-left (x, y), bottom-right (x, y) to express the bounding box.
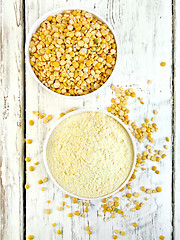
top-left (46, 111), bottom-right (134, 198)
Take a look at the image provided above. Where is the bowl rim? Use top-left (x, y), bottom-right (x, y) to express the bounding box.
top-left (25, 7), bottom-right (120, 99)
top-left (43, 109), bottom-right (137, 200)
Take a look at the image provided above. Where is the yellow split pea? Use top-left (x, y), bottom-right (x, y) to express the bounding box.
top-left (160, 62), bottom-right (166, 67)
top-left (45, 209), bottom-right (51, 214)
top-left (27, 139), bottom-right (32, 144)
top-left (25, 184), bottom-right (30, 189)
top-left (29, 120), bottom-right (34, 126)
top-left (57, 230), bottom-right (61, 235)
top-left (85, 226), bottom-right (90, 231)
top-left (29, 166), bottom-right (34, 171)
top-left (112, 235), bottom-right (118, 239)
top-left (29, 10), bottom-right (117, 96)
top-left (25, 157), bottom-right (31, 162)
top-left (132, 222), bottom-right (137, 228)
top-left (28, 236), bottom-right (34, 240)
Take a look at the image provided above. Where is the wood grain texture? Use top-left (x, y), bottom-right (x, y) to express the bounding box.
top-left (0, 0), bottom-right (24, 239)
top-left (174, 0), bottom-right (180, 239)
top-left (25, 0), bottom-right (174, 239)
top-left (0, 0), bottom-right (177, 239)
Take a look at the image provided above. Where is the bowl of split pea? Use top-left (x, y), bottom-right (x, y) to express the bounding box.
top-left (25, 8), bottom-right (119, 98)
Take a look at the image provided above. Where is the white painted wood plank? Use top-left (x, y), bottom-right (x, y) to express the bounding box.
top-left (25, 1), bottom-right (85, 240)
top-left (25, 0), bottom-right (173, 239)
top-left (0, 0), bottom-right (24, 239)
top-left (174, 0), bottom-right (180, 238)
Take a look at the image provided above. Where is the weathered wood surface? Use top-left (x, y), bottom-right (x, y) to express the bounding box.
top-left (1, 0), bottom-right (179, 239)
top-left (174, 0), bottom-right (180, 239)
top-left (0, 0), bottom-right (24, 240)
top-left (25, 0), bottom-right (173, 239)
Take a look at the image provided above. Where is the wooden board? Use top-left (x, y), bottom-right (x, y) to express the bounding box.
top-left (0, 0), bottom-right (24, 239)
top-left (1, 0), bottom-right (179, 239)
top-left (174, 0), bottom-right (180, 239)
top-left (24, 0), bottom-right (173, 239)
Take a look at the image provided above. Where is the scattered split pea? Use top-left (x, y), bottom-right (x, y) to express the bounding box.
top-left (29, 120), bottom-right (34, 126)
top-left (38, 180), bottom-right (43, 184)
top-left (27, 139), bottom-right (32, 144)
top-left (132, 222), bottom-right (137, 228)
top-left (112, 235), bottom-right (118, 239)
top-left (25, 184), bottom-right (30, 189)
top-left (85, 226), bottom-right (90, 231)
top-left (120, 231), bottom-right (126, 236)
top-left (160, 62), bottom-right (166, 67)
top-left (25, 157), bottom-right (31, 162)
top-left (156, 187), bottom-right (162, 192)
top-left (68, 213), bottom-right (73, 217)
top-left (28, 235), bottom-right (34, 240)
top-left (45, 209), bottom-right (51, 214)
top-left (42, 177), bottom-right (48, 182)
top-left (57, 230), bottom-right (61, 235)
top-left (29, 166), bottom-right (34, 171)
